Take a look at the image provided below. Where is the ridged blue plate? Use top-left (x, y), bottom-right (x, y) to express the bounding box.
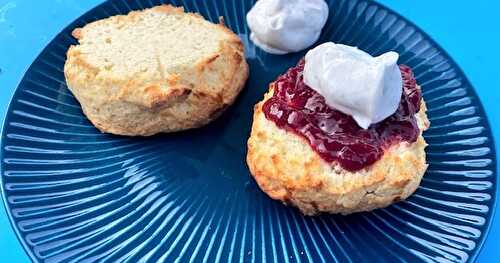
top-left (1, 0), bottom-right (496, 262)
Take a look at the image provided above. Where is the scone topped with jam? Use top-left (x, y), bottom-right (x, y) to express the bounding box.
top-left (65, 5), bottom-right (248, 136)
top-left (247, 42), bottom-right (429, 215)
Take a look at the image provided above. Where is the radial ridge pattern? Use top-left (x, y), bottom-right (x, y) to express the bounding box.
top-left (1, 0), bottom-right (496, 262)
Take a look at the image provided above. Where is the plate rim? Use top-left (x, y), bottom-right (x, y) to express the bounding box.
top-left (0, 0), bottom-right (497, 262)
top-left (370, 1), bottom-right (498, 261)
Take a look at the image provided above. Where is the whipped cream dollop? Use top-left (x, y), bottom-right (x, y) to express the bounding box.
top-left (246, 0), bottom-right (329, 55)
top-left (303, 42), bottom-right (403, 129)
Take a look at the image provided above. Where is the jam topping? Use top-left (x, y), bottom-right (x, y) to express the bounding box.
top-left (262, 60), bottom-right (422, 171)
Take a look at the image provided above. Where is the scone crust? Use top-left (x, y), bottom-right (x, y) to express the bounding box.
top-left (64, 5), bottom-right (249, 136)
top-left (247, 85), bottom-right (430, 215)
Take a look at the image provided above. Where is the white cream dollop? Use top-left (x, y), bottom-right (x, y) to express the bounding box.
top-left (303, 42), bottom-right (403, 129)
top-left (246, 0), bottom-right (329, 55)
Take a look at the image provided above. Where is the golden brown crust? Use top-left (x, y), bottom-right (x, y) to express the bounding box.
top-left (64, 5), bottom-right (249, 136)
top-left (72, 28), bottom-right (82, 39)
top-left (246, 85), bottom-right (430, 215)
top-left (151, 4), bottom-right (185, 14)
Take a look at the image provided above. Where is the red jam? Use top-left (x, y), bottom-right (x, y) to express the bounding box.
top-left (262, 60), bottom-right (422, 171)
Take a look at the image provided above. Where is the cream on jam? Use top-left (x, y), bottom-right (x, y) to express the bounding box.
top-left (262, 60), bottom-right (422, 171)
top-left (303, 43), bottom-right (403, 129)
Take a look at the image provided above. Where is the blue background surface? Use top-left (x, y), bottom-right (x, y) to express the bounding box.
top-left (0, 0), bottom-right (498, 261)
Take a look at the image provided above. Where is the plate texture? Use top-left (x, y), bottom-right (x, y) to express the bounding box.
top-left (0, 0), bottom-right (496, 262)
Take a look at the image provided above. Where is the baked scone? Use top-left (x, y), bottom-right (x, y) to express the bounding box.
top-left (64, 5), bottom-right (248, 136)
top-left (247, 61), bottom-right (430, 215)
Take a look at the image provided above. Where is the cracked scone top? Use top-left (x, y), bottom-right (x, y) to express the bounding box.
top-left (247, 60), bottom-right (430, 215)
top-left (64, 5), bottom-right (248, 136)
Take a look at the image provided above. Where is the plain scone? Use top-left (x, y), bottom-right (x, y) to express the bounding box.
top-left (247, 85), bottom-right (430, 216)
top-left (64, 5), bottom-right (248, 136)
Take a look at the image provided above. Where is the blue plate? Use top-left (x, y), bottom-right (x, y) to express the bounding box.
top-left (1, 0), bottom-right (496, 262)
